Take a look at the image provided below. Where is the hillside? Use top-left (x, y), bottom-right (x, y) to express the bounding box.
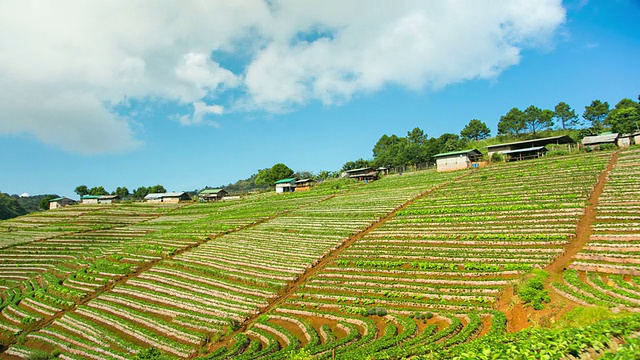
top-left (1, 149), bottom-right (639, 359)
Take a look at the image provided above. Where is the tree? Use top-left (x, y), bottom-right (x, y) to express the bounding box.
top-left (39, 195), bottom-right (58, 210)
top-left (435, 133), bottom-right (466, 153)
top-left (605, 98), bottom-right (640, 134)
top-left (74, 185), bottom-right (88, 197)
top-left (460, 119), bottom-right (491, 141)
top-left (523, 105), bottom-right (554, 138)
top-left (497, 107), bottom-right (526, 136)
top-left (87, 186), bottom-right (108, 196)
top-left (554, 102), bottom-right (580, 129)
top-left (341, 159), bottom-right (371, 172)
top-left (255, 163), bottom-right (294, 186)
top-left (583, 100), bottom-right (610, 133)
top-left (407, 127), bottom-right (427, 145)
top-left (114, 186), bottom-right (130, 199)
top-left (148, 185), bottom-right (166, 194)
top-left (0, 192), bottom-right (28, 220)
top-left (132, 186), bottom-right (150, 200)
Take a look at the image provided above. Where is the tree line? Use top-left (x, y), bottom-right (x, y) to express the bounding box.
top-left (344, 96), bottom-right (640, 171)
top-left (73, 184), bottom-right (167, 200)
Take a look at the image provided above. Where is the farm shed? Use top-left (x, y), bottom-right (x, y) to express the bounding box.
top-left (98, 195), bottom-right (120, 204)
top-left (615, 132), bottom-right (640, 148)
top-left (199, 188), bottom-right (228, 202)
top-left (434, 149), bottom-right (482, 172)
top-left (275, 178), bottom-right (297, 193)
top-left (343, 167), bottom-right (378, 182)
top-left (144, 192), bottom-right (191, 203)
top-left (502, 146), bottom-right (548, 162)
top-left (582, 133), bottom-right (619, 149)
top-left (81, 195), bottom-right (100, 204)
top-left (295, 179), bottom-right (316, 192)
top-left (49, 197), bottom-right (77, 209)
top-left (487, 135), bottom-right (575, 160)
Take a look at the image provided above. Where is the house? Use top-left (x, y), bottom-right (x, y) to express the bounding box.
top-left (275, 178), bottom-right (297, 193)
top-left (49, 197), bottom-right (77, 209)
top-left (434, 149), bottom-right (482, 172)
top-left (487, 135), bottom-right (575, 161)
top-left (343, 167), bottom-right (378, 182)
top-left (294, 179), bottom-right (315, 192)
top-left (199, 188), bottom-right (228, 202)
top-left (81, 195), bottom-right (101, 204)
top-left (81, 195), bottom-right (120, 204)
top-left (616, 132), bottom-right (640, 148)
top-left (582, 133), bottom-right (619, 150)
top-left (144, 192), bottom-right (191, 203)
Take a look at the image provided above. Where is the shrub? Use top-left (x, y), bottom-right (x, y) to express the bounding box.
top-left (425, 311), bottom-right (434, 319)
top-left (491, 152), bottom-right (504, 162)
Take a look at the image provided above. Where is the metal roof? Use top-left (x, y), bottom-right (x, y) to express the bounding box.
top-left (295, 179), bottom-right (315, 184)
top-left (81, 195), bottom-right (101, 199)
top-left (501, 146), bottom-right (547, 155)
top-left (199, 188), bottom-right (225, 194)
top-left (487, 135), bottom-right (574, 150)
top-left (345, 167), bottom-right (374, 173)
top-left (434, 149), bottom-right (482, 158)
top-left (144, 192), bottom-right (187, 199)
top-left (49, 197), bottom-right (73, 202)
top-left (582, 133), bottom-right (619, 145)
top-left (274, 178), bottom-right (297, 184)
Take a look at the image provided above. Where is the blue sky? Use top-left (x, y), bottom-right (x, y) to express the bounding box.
top-left (1, 0), bottom-right (639, 198)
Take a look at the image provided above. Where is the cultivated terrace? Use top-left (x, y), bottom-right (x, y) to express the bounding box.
top-left (1, 149), bottom-right (640, 359)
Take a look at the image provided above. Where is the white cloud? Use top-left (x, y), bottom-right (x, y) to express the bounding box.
top-left (0, 0), bottom-right (565, 153)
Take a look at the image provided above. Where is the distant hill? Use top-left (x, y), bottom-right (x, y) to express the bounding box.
top-left (14, 194), bottom-right (59, 213)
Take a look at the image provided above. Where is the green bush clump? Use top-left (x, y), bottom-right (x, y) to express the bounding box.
top-left (516, 269), bottom-right (550, 310)
top-left (363, 307), bottom-right (387, 317)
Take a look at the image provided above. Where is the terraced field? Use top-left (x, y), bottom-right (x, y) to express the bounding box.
top-left (554, 147), bottom-right (640, 310)
top-left (2, 149), bottom-right (640, 359)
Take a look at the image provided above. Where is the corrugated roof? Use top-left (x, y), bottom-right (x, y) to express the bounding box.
top-left (199, 189), bottom-right (225, 194)
top-left (434, 149), bottom-right (482, 158)
top-left (295, 179), bottom-right (315, 184)
top-left (582, 133), bottom-right (619, 145)
top-left (487, 135), bottom-right (574, 150)
top-left (502, 146), bottom-right (547, 155)
top-left (274, 178), bottom-right (297, 184)
top-left (49, 197), bottom-right (66, 202)
top-left (144, 192), bottom-right (187, 199)
top-left (81, 195), bottom-right (101, 199)
top-left (345, 167), bottom-right (374, 173)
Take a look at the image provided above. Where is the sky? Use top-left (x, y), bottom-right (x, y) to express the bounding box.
top-left (1, 0), bottom-right (639, 198)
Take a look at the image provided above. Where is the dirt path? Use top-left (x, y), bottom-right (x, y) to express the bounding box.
top-left (495, 151), bottom-right (620, 332)
top-left (207, 170), bottom-right (476, 355)
top-left (545, 150), bottom-right (619, 280)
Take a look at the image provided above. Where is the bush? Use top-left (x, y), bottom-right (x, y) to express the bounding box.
top-left (516, 269), bottom-right (551, 310)
top-left (491, 152), bottom-right (504, 162)
top-left (425, 311), bottom-right (434, 319)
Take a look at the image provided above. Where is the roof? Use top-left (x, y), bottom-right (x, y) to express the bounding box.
top-left (502, 146), bottom-right (547, 155)
top-left (199, 188), bottom-right (226, 194)
top-left (81, 195), bottom-right (101, 199)
top-left (582, 133), bottom-right (619, 145)
top-left (50, 197), bottom-right (74, 202)
top-left (100, 195), bottom-right (120, 199)
top-left (434, 149), bottom-right (482, 158)
top-left (274, 178), bottom-right (297, 184)
top-left (144, 192), bottom-right (188, 199)
top-left (345, 167), bottom-right (374, 173)
top-left (487, 135), bottom-right (575, 150)
top-left (295, 179), bottom-right (315, 184)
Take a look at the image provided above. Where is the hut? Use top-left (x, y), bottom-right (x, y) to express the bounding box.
top-left (294, 179), bottom-right (316, 192)
top-left (343, 167), bottom-right (378, 183)
top-left (199, 188), bottom-right (228, 202)
top-left (487, 135), bottom-right (575, 160)
top-left (275, 178), bottom-right (297, 193)
top-left (434, 149), bottom-right (482, 172)
top-left (81, 195), bottom-right (101, 204)
top-left (582, 133), bottom-right (619, 150)
top-left (49, 197), bottom-right (77, 209)
top-left (144, 192), bottom-right (191, 203)
top-left (98, 195), bottom-right (120, 204)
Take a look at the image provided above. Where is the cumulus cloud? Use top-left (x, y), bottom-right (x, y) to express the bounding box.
top-left (0, 0), bottom-right (565, 154)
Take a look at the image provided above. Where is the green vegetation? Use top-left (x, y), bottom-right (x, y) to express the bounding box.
top-left (0, 192), bottom-right (28, 220)
top-left (516, 269), bottom-right (550, 310)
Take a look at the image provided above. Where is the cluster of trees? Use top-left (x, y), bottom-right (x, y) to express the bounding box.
top-left (498, 97), bottom-right (640, 137)
top-left (0, 192), bottom-right (28, 220)
top-left (74, 184), bottom-right (167, 200)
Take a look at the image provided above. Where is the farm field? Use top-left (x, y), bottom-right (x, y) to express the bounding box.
top-left (1, 149), bottom-right (640, 359)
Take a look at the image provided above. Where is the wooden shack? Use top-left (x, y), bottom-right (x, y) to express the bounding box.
top-left (343, 167), bottom-right (378, 182)
top-left (434, 149), bottom-right (482, 172)
top-left (81, 195), bottom-right (100, 204)
top-left (487, 135), bottom-right (574, 160)
top-left (582, 133), bottom-right (619, 149)
top-left (294, 179), bottom-right (316, 192)
top-left (49, 197), bottom-right (77, 209)
top-left (199, 188), bottom-right (228, 201)
top-left (144, 192), bottom-right (191, 203)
